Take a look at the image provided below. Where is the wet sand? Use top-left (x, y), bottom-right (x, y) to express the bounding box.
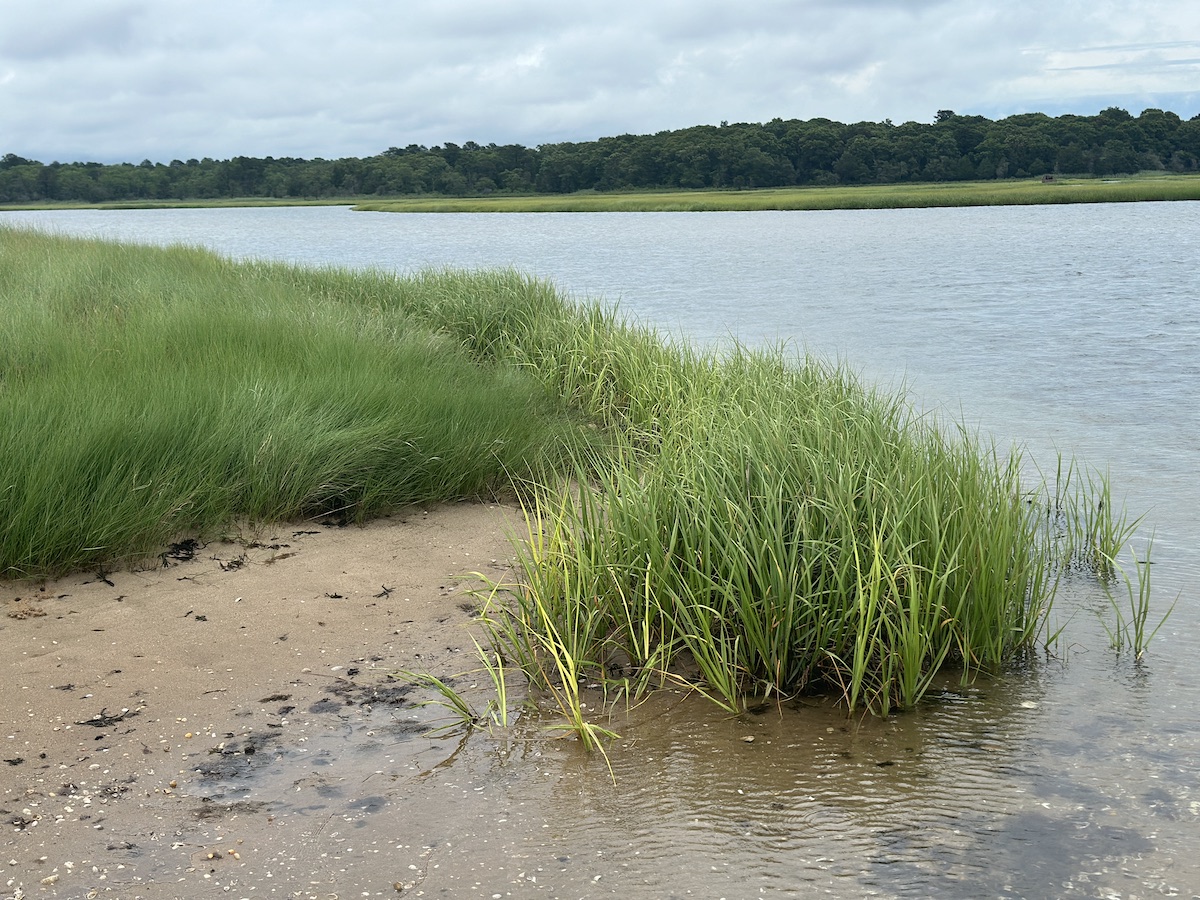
top-left (1, 502), bottom-right (529, 899)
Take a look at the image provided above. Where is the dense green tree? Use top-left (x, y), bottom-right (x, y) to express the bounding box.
top-left (0, 162), bottom-right (42, 202)
top-left (7, 106), bottom-right (1200, 204)
top-left (1, 153), bottom-right (36, 169)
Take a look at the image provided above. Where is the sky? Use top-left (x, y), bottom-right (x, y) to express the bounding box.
top-left (3, 0), bottom-right (1200, 164)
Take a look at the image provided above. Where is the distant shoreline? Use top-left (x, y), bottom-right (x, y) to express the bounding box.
top-left (4, 172), bottom-right (1200, 214)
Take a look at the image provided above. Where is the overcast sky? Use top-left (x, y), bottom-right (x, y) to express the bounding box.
top-left (4, 0), bottom-right (1199, 164)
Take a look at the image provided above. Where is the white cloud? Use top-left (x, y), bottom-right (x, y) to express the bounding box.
top-left (2, 0), bottom-right (1199, 163)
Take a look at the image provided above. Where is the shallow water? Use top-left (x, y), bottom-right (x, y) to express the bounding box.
top-left (5, 202), bottom-right (1199, 897)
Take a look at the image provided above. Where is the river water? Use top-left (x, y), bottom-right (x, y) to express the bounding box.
top-left (5, 203), bottom-right (1199, 898)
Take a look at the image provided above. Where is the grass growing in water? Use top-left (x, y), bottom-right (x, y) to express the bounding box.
top-left (409, 289), bottom-right (1145, 717)
top-left (356, 173), bottom-right (1200, 214)
top-left (480, 350), bottom-right (1061, 716)
top-left (1100, 537), bottom-right (1177, 660)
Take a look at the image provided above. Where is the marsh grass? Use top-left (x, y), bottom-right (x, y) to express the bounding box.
top-left (394, 670), bottom-right (485, 733)
top-left (485, 355), bottom-right (1059, 716)
top-left (7, 174), bottom-right (1199, 215)
top-left (354, 257), bottom-right (1151, 720)
top-left (1100, 537), bottom-right (1177, 660)
top-left (0, 228), bottom-right (580, 576)
top-left (356, 173), bottom-right (1200, 214)
top-left (1037, 454), bottom-right (1142, 579)
top-left (433, 298), bottom-right (1146, 719)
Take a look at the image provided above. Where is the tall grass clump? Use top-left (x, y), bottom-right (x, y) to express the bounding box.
top-left (481, 352), bottom-right (1058, 716)
top-left (0, 228), bottom-right (582, 576)
top-left (380, 284), bottom-right (1137, 718)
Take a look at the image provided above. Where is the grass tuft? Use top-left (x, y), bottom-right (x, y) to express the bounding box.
top-left (0, 228), bottom-right (580, 576)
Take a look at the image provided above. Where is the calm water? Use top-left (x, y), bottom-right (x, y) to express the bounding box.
top-left (5, 203), bottom-right (1199, 897)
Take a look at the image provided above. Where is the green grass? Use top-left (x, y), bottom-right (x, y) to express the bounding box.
top-left (475, 343), bottom-right (1068, 716)
top-left (0, 228), bottom-right (581, 576)
top-left (356, 173), bottom-right (1200, 213)
top-left (372, 272), bottom-right (1139, 716)
top-left (1100, 536), bottom-right (1177, 660)
top-left (1, 226), bottom-right (1145, 724)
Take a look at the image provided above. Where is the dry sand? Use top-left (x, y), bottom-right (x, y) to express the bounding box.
top-left (1, 501), bottom-right (532, 899)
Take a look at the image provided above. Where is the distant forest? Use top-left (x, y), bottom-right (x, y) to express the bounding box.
top-left (4, 108), bottom-right (1199, 204)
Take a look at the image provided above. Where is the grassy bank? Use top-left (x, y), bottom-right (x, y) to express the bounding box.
top-left (5, 173), bottom-right (1199, 215)
top-left (0, 228), bottom-right (583, 576)
top-left (2, 227), bottom-right (1131, 717)
top-left (356, 173), bottom-right (1200, 213)
top-left (457, 320), bottom-right (1120, 718)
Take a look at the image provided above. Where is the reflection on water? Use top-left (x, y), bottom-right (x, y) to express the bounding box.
top-left (4, 202), bottom-right (1199, 896)
top-left (550, 661), bottom-right (1196, 898)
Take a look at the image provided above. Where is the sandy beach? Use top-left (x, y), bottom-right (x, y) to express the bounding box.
top-left (2, 502), bottom-right (528, 899)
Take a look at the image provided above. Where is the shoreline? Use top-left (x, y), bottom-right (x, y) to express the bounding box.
top-left (4, 172), bottom-right (1200, 214)
top-left (2, 501), bottom-right (522, 898)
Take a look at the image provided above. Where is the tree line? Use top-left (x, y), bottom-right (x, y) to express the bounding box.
top-left (3, 107), bottom-right (1199, 204)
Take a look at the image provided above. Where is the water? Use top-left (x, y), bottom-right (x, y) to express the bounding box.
top-left (5, 203), bottom-right (1199, 897)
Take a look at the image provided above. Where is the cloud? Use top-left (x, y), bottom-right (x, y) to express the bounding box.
top-left (2, 0), bottom-right (1199, 163)
top-left (0, 0), bottom-right (146, 61)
